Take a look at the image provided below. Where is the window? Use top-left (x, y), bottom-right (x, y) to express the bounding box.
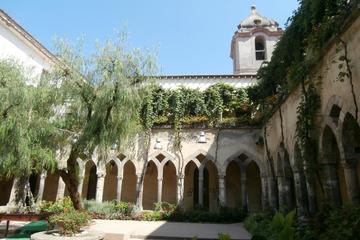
top-left (255, 36), bottom-right (266, 60)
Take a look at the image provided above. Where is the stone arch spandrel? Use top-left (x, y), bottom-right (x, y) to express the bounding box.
top-left (184, 149), bottom-right (218, 171)
top-left (222, 149), bottom-right (264, 176)
top-left (149, 150), bottom-right (178, 178)
top-left (106, 156), bottom-right (122, 176)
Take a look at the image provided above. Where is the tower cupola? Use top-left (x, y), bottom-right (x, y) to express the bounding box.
top-left (230, 6), bottom-right (283, 75)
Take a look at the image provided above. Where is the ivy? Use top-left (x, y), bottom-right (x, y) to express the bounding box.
top-left (248, 0), bottom-right (355, 115)
top-left (295, 83), bottom-right (320, 178)
top-left (140, 83), bottom-right (257, 129)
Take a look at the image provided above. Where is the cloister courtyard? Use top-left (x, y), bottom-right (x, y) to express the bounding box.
top-left (0, 1), bottom-right (359, 240)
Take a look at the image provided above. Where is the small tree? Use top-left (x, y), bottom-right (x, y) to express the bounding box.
top-left (0, 59), bottom-right (56, 206)
top-left (47, 38), bottom-right (156, 210)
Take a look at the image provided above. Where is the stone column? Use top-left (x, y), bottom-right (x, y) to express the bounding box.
top-left (241, 169), bottom-right (248, 212)
top-left (322, 162), bottom-right (341, 205)
top-left (36, 172), bottom-right (47, 202)
top-left (198, 171), bottom-right (204, 206)
top-left (303, 164), bottom-right (317, 215)
top-left (135, 173), bottom-right (144, 210)
top-left (260, 174), bottom-right (269, 211)
top-left (277, 172), bottom-right (287, 209)
top-left (56, 178), bottom-right (66, 200)
top-left (77, 175), bottom-right (84, 197)
top-left (7, 178), bottom-right (18, 207)
top-left (342, 160), bottom-right (360, 203)
top-left (176, 174), bottom-right (184, 205)
top-left (116, 176), bottom-right (123, 201)
top-left (157, 177), bottom-right (163, 203)
top-left (293, 169), bottom-right (308, 217)
top-left (218, 174), bottom-right (226, 207)
top-left (95, 172), bottom-right (105, 202)
top-left (268, 174), bottom-right (279, 210)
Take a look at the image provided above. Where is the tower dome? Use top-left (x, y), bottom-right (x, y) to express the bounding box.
top-left (238, 6), bottom-right (279, 31)
top-left (230, 6), bottom-right (283, 75)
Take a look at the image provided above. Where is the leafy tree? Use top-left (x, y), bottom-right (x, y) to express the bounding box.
top-left (47, 38), bottom-right (156, 210)
top-left (0, 59), bottom-right (56, 205)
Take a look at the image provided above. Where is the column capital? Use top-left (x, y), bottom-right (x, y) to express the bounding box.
top-left (260, 172), bottom-right (268, 178)
top-left (177, 174), bottom-right (184, 179)
top-left (218, 174), bottom-right (226, 179)
top-left (97, 172), bottom-right (106, 178)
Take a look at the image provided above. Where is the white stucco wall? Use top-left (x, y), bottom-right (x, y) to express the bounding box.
top-left (0, 16), bottom-right (53, 84)
top-left (155, 75), bottom-right (257, 90)
top-left (237, 33), bottom-right (279, 75)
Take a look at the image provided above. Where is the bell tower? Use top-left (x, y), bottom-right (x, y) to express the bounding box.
top-left (230, 6), bottom-right (283, 75)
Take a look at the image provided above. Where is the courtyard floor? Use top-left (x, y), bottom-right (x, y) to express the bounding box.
top-left (90, 220), bottom-right (252, 240)
top-left (0, 220), bottom-right (252, 240)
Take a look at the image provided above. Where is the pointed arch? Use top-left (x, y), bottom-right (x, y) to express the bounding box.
top-left (121, 160), bottom-right (136, 203)
top-left (223, 149), bottom-right (264, 175)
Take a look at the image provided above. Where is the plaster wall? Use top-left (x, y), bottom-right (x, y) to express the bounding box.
top-left (264, 16), bottom-right (360, 169)
top-left (0, 22), bottom-right (52, 84)
top-left (237, 34), bottom-right (278, 74)
top-left (156, 76), bottom-right (256, 90)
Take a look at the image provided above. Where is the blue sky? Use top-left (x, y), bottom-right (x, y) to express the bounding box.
top-left (1, 0), bottom-right (299, 75)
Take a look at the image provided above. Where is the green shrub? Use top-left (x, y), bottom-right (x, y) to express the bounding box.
top-left (245, 213), bottom-right (274, 240)
top-left (218, 233), bottom-right (231, 240)
top-left (38, 197), bottom-right (74, 214)
top-left (115, 201), bottom-right (134, 215)
top-left (139, 210), bottom-right (164, 221)
top-left (48, 210), bottom-right (91, 236)
top-left (304, 203), bottom-right (360, 240)
top-left (154, 201), bottom-right (176, 212)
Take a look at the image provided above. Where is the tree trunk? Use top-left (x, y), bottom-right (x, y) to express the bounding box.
top-left (59, 147), bottom-right (83, 211)
top-left (60, 172), bottom-right (83, 210)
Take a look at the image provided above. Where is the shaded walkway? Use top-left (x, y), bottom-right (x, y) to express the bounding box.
top-left (90, 220), bottom-right (251, 240)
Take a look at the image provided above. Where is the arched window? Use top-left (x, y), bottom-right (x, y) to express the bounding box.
top-left (255, 36), bottom-right (266, 60)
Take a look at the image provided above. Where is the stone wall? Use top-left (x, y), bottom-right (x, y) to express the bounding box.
top-left (262, 15), bottom-right (360, 214)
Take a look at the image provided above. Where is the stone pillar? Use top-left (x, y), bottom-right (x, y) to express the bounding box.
top-left (277, 172), bottom-right (287, 209)
top-left (56, 178), bottom-right (66, 200)
top-left (95, 172), bottom-right (105, 202)
top-left (268, 174), bottom-right (279, 210)
top-left (293, 169), bottom-right (308, 217)
top-left (198, 171), bottom-right (204, 206)
top-left (261, 174), bottom-right (269, 211)
top-left (241, 169), bottom-right (248, 212)
top-left (157, 177), bottom-right (163, 203)
top-left (36, 172), bottom-right (47, 202)
top-left (135, 173), bottom-right (143, 210)
top-left (218, 174), bottom-right (226, 207)
top-left (116, 176), bottom-right (123, 201)
top-left (176, 174), bottom-right (184, 205)
top-left (322, 162), bottom-right (341, 205)
top-left (7, 178), bottom-right (18, 207)
top-left (303, 164), bottom-right (317, 215)
top-left (342, 160), bottom-right (360, 203)
top-left (77, 175), bottom-right (84, 197)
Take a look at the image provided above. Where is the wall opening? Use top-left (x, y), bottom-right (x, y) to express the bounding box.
top-left (103, 160), bottom-right (118, 201)
top-left (162, 161), bottom-right (177, 204)
top-left (255, 36), bottom-right (266, 60)
top-left (122, 161), bottom-right (136, 203)
top-left (143, 161), bottom-right (158, 210)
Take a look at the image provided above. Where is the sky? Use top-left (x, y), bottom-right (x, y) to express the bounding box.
top-left (1, 0), bottom-right (299, 75)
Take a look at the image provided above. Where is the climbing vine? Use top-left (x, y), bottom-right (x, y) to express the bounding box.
top-left (139, 83), bottom-right (256, 128)
top-left (247, 0), bottom-right (356, 117)
top-left (295, 83), bottom-right (321, 180)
